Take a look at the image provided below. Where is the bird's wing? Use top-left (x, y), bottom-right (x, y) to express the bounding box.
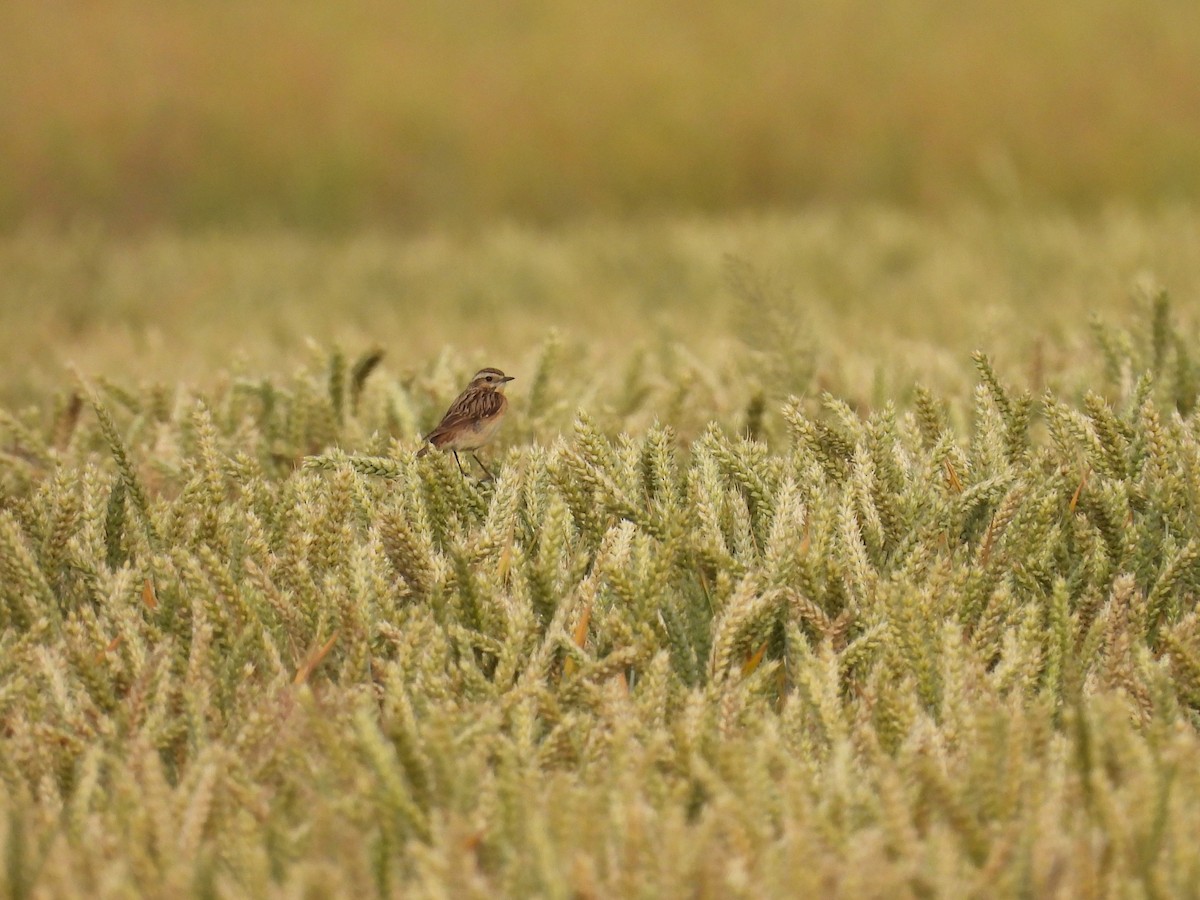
top-left (423, 389), bottom-right (506, 444)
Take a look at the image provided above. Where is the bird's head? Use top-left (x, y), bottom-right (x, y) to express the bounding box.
top-left (470, 368), bottom-right (514, 392)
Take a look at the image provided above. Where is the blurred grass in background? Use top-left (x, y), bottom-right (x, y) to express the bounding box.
top-left (3, 207), bottom-right (1199, 408)
top-left (2, 0), bottom-right (1199, 230)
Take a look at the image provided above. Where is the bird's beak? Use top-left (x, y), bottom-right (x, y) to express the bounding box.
top-left (501, 376), bottom-right (515, 382)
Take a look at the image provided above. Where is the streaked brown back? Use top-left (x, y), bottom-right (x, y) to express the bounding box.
top-left (424, 388), bottom-right (507, 446)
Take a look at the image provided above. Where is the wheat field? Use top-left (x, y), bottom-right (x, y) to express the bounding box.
top-left (4, 209), bottom-right (1200, 896)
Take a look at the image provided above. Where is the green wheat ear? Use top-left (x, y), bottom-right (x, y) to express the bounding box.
top-left (0, 408), bottom-right (52, 470)
top-left (972, 351), bottom-right (1032, 464)
top-left (305, 451), bottom-right (407, 481)
top-left (350, 347), bottom-right (385, 416)
top-left (913, 383), bottom-right (948, 448)
top-left (328, 346), bottom-right (347, 427)
top-left (103, 477), bottom-right (128, 572)
top-left (85, 385), bottom-right (160, 550)
top-left (0, 510), bottom-right (60, 630)
top-left (1146, 286), bottom-right (1172, 375)
top-left (526, 331), bottom-right (560, 423)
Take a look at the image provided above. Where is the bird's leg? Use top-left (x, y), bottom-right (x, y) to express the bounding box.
top-left (471, 452), bottom-right (495, 480)
top-left (452, 451), bottom-right (468, 477)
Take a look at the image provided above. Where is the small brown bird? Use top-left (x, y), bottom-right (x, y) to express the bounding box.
top-left (416, 367), bottom-right (514, 478)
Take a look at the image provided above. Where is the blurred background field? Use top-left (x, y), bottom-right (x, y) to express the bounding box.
top-left (2, 207), bottom-right (1200, 487)
top-left (3, 207), bottom-right (1200, 413)
top-left (4, 0), bottom-right (1200, 396)
top-left (2, 0), bottom-right (1199, 231)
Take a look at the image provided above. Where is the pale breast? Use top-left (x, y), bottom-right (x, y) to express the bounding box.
top-left (455, 413), bottom-right (505, 450)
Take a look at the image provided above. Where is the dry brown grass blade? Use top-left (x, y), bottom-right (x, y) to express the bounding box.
top-left (294, 633), bottom-right (339, 685)
top-left (52, 392), bottom-right (83, 452)
top-left (944, 459), bottom-right (964, 493)
top-left (798, 519), bottom-right (811, 556)
top-left (564, 602), bottom-right (592, 679)
top-left (572, 602), bottom-right (592, 650)
top-left (95, 634), bottom-right (123, 663)
top-left (350, 348), bottom-right (385, 415)
top-left (462, 829), bottom-right (485, 854)
top-left (1069, 465), bottom-right (1091, 514)
top-left (142, 578), bottom-right (158, 610)
top-left (741, 640), bottom-right (769, 677)
top-left (980, 517), bottom-right (999, 566)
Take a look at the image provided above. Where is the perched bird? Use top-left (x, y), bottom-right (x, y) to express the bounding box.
top-left (416, 367), bottom-right (514, 478)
